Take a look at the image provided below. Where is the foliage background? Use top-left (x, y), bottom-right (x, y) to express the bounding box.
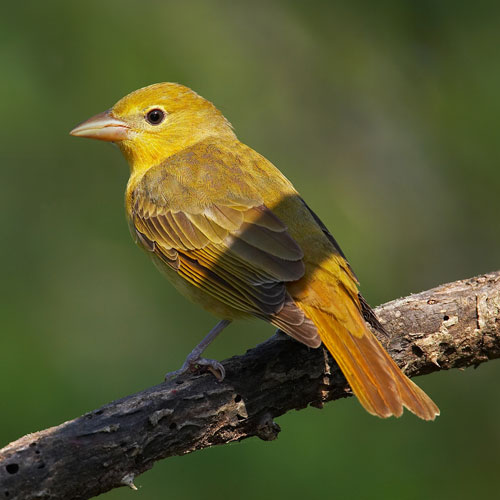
top-left (1, 1), bottom-right (499, 499)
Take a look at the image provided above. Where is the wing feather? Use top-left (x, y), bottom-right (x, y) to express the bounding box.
top-left (172, 212), bottom-right (205, 248)
top-left (186, 213), bottom-right (226, 243)
top-left (130, 143), bottom-right (320, 348)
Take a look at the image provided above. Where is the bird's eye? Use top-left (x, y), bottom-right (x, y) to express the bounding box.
top-left (146, 108), bottom-right (165, 125)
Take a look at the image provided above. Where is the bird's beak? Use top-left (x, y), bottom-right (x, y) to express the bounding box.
top-left (69, 110), bottom-right (130, 142)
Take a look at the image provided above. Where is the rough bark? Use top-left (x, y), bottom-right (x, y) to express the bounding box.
top-left (1, 272), bottom-right (499, 500)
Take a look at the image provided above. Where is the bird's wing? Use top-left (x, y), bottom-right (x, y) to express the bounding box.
top-left (130, 144), bottom-right (320, 346)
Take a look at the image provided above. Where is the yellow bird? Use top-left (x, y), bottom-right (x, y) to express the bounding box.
top-left (70, 83), bottom-right (439, 420)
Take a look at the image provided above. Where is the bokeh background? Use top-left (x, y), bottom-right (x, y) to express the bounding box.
top-left (1, 1), bottom-right (499, 499)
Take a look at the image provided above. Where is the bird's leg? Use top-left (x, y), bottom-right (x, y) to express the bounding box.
top-left (165, 319), bottom-right (231, 382)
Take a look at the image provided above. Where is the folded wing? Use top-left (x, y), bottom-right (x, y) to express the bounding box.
top-left (131, 152), bottom-right (320, 347)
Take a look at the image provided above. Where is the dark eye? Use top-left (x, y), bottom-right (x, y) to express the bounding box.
top-left (146, 108), bottom-right (165, 125)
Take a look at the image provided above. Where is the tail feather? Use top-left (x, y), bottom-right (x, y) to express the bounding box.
top-left (337, 325), bottom-right (403, 417)
top-left (301, 304), bottom-right (439, 420)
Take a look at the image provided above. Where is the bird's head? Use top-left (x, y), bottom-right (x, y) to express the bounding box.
top-left (70, 83), bottom-right (235, 170)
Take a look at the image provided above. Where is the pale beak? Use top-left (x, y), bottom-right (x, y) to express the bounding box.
top-left (69, 110), bottom-right (130, 142)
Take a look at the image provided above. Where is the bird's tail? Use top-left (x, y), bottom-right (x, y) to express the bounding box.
top-left (299, 301), bottom-right (439, 420)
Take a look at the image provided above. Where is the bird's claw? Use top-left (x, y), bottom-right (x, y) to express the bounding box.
top-left (195, 358), bottom-right (226, 381)
top-left (165, 356), bottom-right (226, 382)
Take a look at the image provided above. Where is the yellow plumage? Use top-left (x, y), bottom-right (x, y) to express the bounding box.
top-left (70, 83), bottom-right (439, 420)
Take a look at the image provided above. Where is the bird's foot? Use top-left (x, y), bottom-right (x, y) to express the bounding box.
top-left (165, 355), bottom-right (226, 382)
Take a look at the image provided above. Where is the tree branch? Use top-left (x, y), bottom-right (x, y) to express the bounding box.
top-left (1, 272), bottom-right (499, 499)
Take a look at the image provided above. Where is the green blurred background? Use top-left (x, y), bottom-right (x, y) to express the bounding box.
top-left (1, 1), bottom-right (499, 499)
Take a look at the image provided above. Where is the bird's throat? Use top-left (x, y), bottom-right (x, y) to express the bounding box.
top-left (118, 134), bottom-right (177, 175)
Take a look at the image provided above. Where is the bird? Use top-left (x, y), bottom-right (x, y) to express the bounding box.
top-left (70, 82), bottom-right (439, 420)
